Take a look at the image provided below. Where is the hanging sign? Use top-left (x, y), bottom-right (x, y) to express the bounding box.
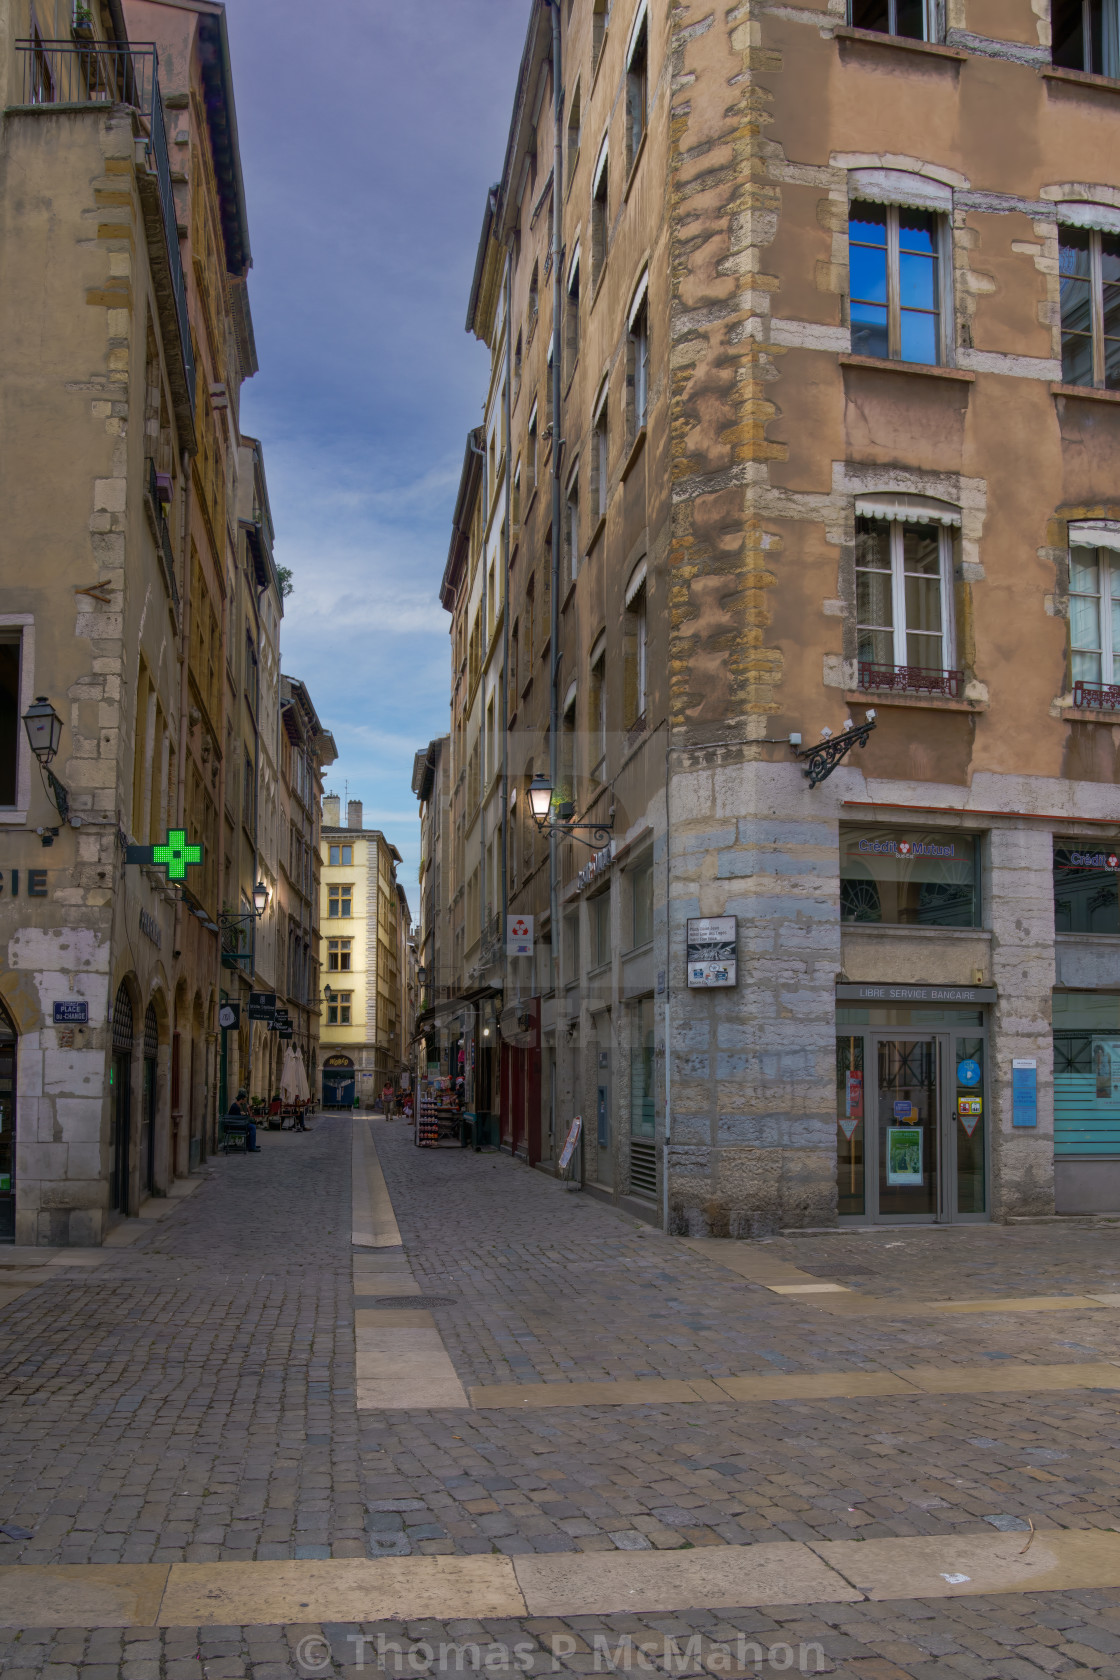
top-left (506, 914), bottom-right (534, 956)
top-left (248, 991), bottom-right (276, 1020)
top-left (558, 1115), bottom-right (583, 1171)
top-left (126, 828), bottom-right (204, 881)
top-left (686, 916), bottom-right (737, 988)
top-left (218, 1002), bottom-right (240, 1030)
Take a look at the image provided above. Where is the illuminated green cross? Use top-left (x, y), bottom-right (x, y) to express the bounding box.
top-left (152, 829), bottom-right (203, 881)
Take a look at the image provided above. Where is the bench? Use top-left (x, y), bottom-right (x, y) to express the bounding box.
top-left (219, 1116), bottom-right (251, 1153)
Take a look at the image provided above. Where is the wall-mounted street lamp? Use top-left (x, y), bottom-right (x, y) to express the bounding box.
top-left (527, 772), bottom-right (614, 850)
top-left (217, 879), bottom-right (271, 960)
top-left (22, 695), bottom-right (72, 842)
top-left (251, 878), bottom-right (270, 917)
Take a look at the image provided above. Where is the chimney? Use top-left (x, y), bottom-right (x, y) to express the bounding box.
top-left (322, 794), bottom-right (340, 828)
top-left (347, 799), bottom-right (363, 831)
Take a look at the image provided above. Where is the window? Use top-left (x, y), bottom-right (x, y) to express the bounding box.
top-left (590, 638), bottom-right (607, 780)
top-left (849, 201), bottom-right (942, 365)
top-left (628, 287), bottom-right (650, 435)
top-left (328, 937), bottom-right (353, 971)
top-left (328, 884), bottom-right (352, 918)
top-left (546, 341), bottom-right (555, 430)
top-left (560, 685), bottom-right (577, 804)
top-left (565, 470), bottom-right (581, 586)
top-left (567, 82), bottom-right (581, 176)
top-left (566, 252), bottom-right (581, 376)
top-left (1054, 991), bottom-right (1120, 1163)
top-left (630, 995), bottom-right (656, 1141)
top-left (1054, 843), bottom-right (1120, 934)
top-left (1059, 226), bottom-right (1120, 389)
top-left (1069, 544), bottom-right (1120, 699)
top-left (328, 844), bottom-right (352, 866)
top-left (593, 0), bottom-right (612, 68)
top-left (626, 10), bottom-right (649, 171)
top-left (514, 330), bottom-right (523, 399)
top-left (850, 0), bottom-right (942, 40)
top-left (631, 857), bottom-right (654, 947)
top-left (1052, 0), bottom-right (1120, 76)
top-left (528, 405), bottom-right (539, 490)
top-left (624, 578), bottom-right (648, 724)
top-left (591, 891), bottom-right (611, 967)
top-left (528, 263), bottom-right (539, 341)
top-left (592, 149), bottom-right (609, 286)
top-left (856, 517), bottom-right (957, 692)
top-left (840, 828), bottom-right (980, 927)
top-left (564, 910), bottom-right (580, 979)
top-left (0, 636), bottom-right (20, 807)
top-left (593, 393), bottom-right (609, 520)
top-left (327, 991), bottom-right (352, 1027)
top-left (511, 620), bottom-right (520, 698)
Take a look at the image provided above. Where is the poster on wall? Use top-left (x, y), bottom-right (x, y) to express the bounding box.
top-left (886, 1126), bottom-right (923, 1185)
top-left (686, 916), bottom-right (737, 988)
top-left (958, 1095), bottom-right (982, 1136)
top-left (846, 1071), bottom-right (863, 1120)
top-left (1094, 1039), bottom-right (1120, 1099)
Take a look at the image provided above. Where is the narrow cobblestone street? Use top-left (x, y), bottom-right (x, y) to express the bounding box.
top-left (4, 1119), bottom-right (1120, 1676)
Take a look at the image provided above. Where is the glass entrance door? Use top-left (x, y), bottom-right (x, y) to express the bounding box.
top-left (875, 1036), bottom-right (938, 1218)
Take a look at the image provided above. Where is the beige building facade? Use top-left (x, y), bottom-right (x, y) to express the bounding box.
top-left (318, 799), bottom-right (405, 1108)
top-left (435, 0), bottom-right (1120, 1231)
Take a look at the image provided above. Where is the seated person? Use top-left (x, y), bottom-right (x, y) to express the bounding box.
top-left (227, 1088), bottom-right (260, 1152)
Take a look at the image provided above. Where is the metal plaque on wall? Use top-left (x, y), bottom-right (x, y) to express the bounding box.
top-left (686, 916), bottom-right (737, 988)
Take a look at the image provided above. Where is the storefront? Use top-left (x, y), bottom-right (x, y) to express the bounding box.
top-left (836, 985), bottom-right (993, 1223)
top-left (1054, 991), bottom-right (1120, 1213)
top-left (321, 1053), bottom-right (355, 1108)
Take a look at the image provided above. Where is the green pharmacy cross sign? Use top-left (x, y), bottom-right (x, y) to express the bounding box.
top-left (125, 828), bottom-right (204, 881)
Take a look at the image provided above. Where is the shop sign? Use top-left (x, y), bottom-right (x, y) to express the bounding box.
top-left (325, 1054), bottom-right (353, 1068)
top-left (576, 843), bottom-right (612, 894)
top-left (126, 828), bottom-right (204, 881)
top-left (248, 992), bottom-right (276, 1020)
top-left (218, 1003), bottom-right (240, 1030)
top-left (0, 870), bottom-right (47, 897)
top-left (836, 984), bottom-right (997, 1003)
top-left (506, 914), bottom-right (534, 956)
top-left (855, 837), bottom-right (958, 859)
top-left (1058, 850), bottom-right (1120, 871)
top-left (1012, 1058), bottom-right (1037, 1128)
top-left (53, 1000), bottom-right (88, 1024)
top-left (276, 1022), bottom-right (294, 1040)
top-left (686, 916), bottom-right (737, 988)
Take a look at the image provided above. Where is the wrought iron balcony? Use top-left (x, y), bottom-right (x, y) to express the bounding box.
top-left (858, 662), bottom-right (962, 699)
top-left (1073, 680), bottom-right (1120, 711)
top-left (17, 40), bottom-right (195, 418)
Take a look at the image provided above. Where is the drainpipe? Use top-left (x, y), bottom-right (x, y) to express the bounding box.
top-left (501, 242), bottom-right (513, 991)
top-left (468, 430), bottom-right (487, 982)
top-left (547, 0), bottom-right (563, 1156)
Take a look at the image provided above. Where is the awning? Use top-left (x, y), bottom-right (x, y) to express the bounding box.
top-left (1069, 520), bottom-right (1120, 551)
top-left (848, 168), bottom-right (953, 214)
top-left (1057, 201), bottom-right (1120, 237)
top-left (855, 492), bottom-right (961, 527)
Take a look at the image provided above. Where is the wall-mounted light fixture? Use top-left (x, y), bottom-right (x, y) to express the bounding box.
top-left (22, 695), bottom-right (72, 843)
top-left (527, 772), bottom-right (614, 849)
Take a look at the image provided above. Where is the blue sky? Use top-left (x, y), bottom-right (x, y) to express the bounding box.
top-left (226, 0), bottom-right (529, 914)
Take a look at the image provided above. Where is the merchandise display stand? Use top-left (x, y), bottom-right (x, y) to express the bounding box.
top-left (416, 1077), bottom-right (461, 1148)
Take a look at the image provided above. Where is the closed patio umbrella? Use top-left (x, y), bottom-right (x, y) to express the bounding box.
top-left (293, 1046), bottom-right (310, 1101)
top-left (279, 1047), bottom-right (299, 1104)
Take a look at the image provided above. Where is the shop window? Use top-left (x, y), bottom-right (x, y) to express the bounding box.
top-left (856, 516), bottom-right (958, 694)
top-left (849, 0), bottom-right (943, 39)
top-left (1054, 991), bottom-right (1120, 1158)
top-left (328, 884), bottom-right (352, 918)
top-left (1059, 226), bottom-right (1120, 388)
top-left (1054, 842), bottom-right (1120, 934)
top-left (840, 828), bottom-right (980, 927)
top-left (836, 1033), bottom-right (865, 1217)
top-left (630, 856), bottom-right (654, 947)
top-left (1052, 0), bottom-right (1120, 76)
top-left (850, 201), bottom-right (942, 365)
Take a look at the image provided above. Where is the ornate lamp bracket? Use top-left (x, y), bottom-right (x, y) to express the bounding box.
top-left (792, 711), bottom-right (877, 789)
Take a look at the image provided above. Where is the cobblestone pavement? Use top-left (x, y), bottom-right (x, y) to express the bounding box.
top-left (4, 1118), bottom-right (1120, 1673)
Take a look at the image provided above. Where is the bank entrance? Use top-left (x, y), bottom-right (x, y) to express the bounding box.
top-left (836, 1002), bottom-right (989, 1222)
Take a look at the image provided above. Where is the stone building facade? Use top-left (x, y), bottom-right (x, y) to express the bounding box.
top-left (435, 0), bottom-right (1120, 1230)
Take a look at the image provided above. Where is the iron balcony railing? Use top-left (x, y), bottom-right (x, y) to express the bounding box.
top-left (17, 40), bottom-right (196, 416)
top-left (1073, 679), bottom-right (1120, 711)
top-left (858, 662), bottom-right (963, 699)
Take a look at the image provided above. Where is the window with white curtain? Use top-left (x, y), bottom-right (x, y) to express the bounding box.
top-left (1069, 531), bottom-right (1120, 699)
top-left (855, 502), bottom-right (959, 694)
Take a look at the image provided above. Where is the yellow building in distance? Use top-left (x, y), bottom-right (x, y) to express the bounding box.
top-left (318, 797), bottom-right (406, 1108)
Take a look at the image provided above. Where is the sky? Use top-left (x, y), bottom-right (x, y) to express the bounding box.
top-left (224, 0), bottom-right (531, 915)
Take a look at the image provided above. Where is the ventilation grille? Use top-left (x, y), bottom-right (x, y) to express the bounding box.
top-left (629, 1137), bottom-right (657, 1198)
